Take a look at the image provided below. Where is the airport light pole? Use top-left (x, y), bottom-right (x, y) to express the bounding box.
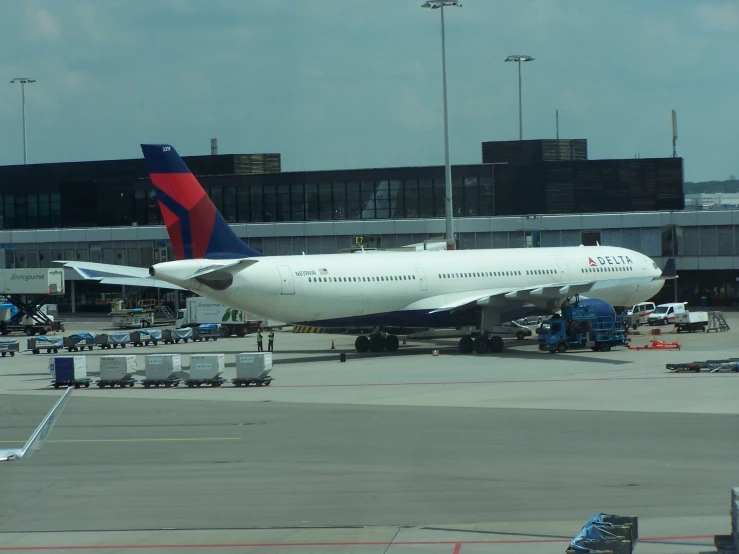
top-left (422, 1), bottom-right (461, 244)
top-left (10, 77), bottom-right (36, 165)
top-left (504, 55), bottom-right (534, 141)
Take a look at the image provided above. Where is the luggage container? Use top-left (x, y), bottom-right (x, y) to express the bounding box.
top-left (191, 324), bottom-right (220, 342)
top-left (233, 352), bottom-right (274, 387)
top-left (162, 328), bottom-right (192, 344)
top-left (28, 336), bottom-right (63, 354)
top-left (50, 356), bottom-right (91, 388)
top-left (184, 354), bottom-right (226, 387)
top-left (98, 355), bottom-right (138, 386)
top-left (95, 331), bottom-right (131, 349)
top-left (0, 340), bottom-right (19, 357)
top-left (64, 333), bottom-right (96, 352)
top-left (141, 354), bottom-right (182, 387)
top-left (131, 329), bottom-right (162, 347)
top-left (674, 311), bottom-right (708, 333)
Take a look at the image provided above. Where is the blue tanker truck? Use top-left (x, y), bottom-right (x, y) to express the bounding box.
top-left (538, 297), bottom-right (625, 354)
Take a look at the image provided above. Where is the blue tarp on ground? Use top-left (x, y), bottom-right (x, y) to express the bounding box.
top-left (141, 329), bottom-right (162, 340)
top-left (34, 336), bottom-right (64, 347)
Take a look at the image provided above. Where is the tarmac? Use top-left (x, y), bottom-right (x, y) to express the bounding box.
top-left (0, 313), bottom-right (737, 553)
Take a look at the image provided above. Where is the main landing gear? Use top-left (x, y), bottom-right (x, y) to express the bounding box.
top-left (355, 333), bottom-right (400, 353)
top-left (458, 334), bottom-right (505, 354)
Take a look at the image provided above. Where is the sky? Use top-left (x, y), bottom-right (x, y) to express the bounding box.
top-left (0, 0), bottom-right (737, 182)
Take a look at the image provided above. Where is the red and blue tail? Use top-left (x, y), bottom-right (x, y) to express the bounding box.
top-left (140, 144), bottom-right (263, 260)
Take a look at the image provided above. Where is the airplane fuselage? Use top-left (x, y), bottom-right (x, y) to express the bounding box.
top-left (152, 246), bottom-right (665, 330)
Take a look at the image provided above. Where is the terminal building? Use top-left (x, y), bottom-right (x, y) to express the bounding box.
top-left (0, 138), bottom-right (734, 312)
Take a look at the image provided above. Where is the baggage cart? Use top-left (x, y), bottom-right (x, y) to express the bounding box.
top-left (162, 328), bottom-right (192, 344)
top-left (232, 375), bottom-right (273, 387)
top-left (50, 356), bottom-right (91, 388)
top-left (0, 340), bottom-right (19, 357)
top-left (131, 329), bottom-right (162, 347)
top-left (188, 354), bottom-right (225, 380)
top-left (233, 352), bottom-right (273, 386)
top-left (184, 377), bottom-right (227, 388)
top-left (97, 378), bottom-right (137, 388)
top-left (64, 333), bottom-right (96, 352)
top-left (95, 331), bottom-right (131, 349)
top-left (191, 324), bottom-right (220, 342)
top-left (141, 376), bottom-right (181, 388)
top-left (28, 335), bottom-right (63, 354)
top-left (144, 354), bottom-right (181, 383)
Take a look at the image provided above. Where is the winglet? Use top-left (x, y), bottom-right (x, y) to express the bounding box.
top-left (2, 387), bottom-right (74, 461)
top-left (660, 258), bottom-right (677, 280)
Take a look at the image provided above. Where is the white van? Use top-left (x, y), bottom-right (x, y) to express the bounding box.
top-left (626, 302), bottom-right (656, 325)
top-left (647, 302), bottom-right (687, 326)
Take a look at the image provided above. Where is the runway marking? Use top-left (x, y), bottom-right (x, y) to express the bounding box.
top-left (0, 438), bottom-right (241, 444)
top-left (0, 534), bottom-right (714, 551)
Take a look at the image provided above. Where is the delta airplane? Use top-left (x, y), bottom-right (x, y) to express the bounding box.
top-left (0, 387), bottom-right (73, 462)
top-left (60, 144), bottom-right (673, 354)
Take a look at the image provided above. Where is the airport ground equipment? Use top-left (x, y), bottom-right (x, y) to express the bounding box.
top-left (626, 338), bottom-right (681, 351)
top-left (141, 354), bottom-right (181, 388)
top-left (109, 299), bottom-right (156, 329)
top-left (176, 296), bottom-right (262, 337)
top-left (666, 358), bottom-right (739, 373)
top-left (713, 487), bottom-right (738, 554)
top-left (97, 355), bottom-right (137, 388)
top-left (0, 340), bottom-right (19, 357)
top-left (708, 311), bottom-right (731, 332)
top-left (539, 298), bottom-right (625, 353)
top-left (131, 329), bottom-right (161, 347)
top-left (50, 356), bottom-right (92, 388)
top-left (64, 332), bottom-right (96, 352)
top-left (95, 331), bottom-right (131, 349)
top-left (233, 352), bottom-right (274, 387)
top-left (27, 336), bottom-right (62, 354)
top-left (673, 311), bottom-right (708, 333)
top-left (567, 513), bottom-right (638, 554)
top-left (162, 328), bottom-right (192, 344)
top-left (185, 354), bottom-right (226, 387)
top-left (0, 269), bottom-right (65, 336)
top-left (191, 324), bottom-right (220, 342)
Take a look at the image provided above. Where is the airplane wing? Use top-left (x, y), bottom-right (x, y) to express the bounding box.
top-left (417, 274), bottom-right (666, 314)
top-left (0, 387), bottom-right (73, 462)
top-left (55, 261), bottom-right (184, 290)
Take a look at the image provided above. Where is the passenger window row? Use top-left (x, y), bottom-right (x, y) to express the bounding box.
top-left (581, 266), bottom-right (633, 273)
top-left (438, 270), bottom-right (524, 279)
top-left (308, 275), bottom-right (416, 283)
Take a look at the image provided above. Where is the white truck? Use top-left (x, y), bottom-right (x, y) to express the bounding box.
top-left (674, 311), bottom-right (708, 333)
top-left (176, 297), bottom-right (263, 337)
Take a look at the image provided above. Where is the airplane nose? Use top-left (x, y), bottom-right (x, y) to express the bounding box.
top-left (149, 266), bottom-right (156, 277)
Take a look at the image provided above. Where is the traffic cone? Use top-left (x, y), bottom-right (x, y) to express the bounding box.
top-left (402, 335), bottom-right (407, 345)
top-left (331, 340), bottom-right (335, 350)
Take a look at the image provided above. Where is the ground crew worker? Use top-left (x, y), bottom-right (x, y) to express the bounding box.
top-left (256, 330), bottom-right (263, 352)
top-left (268, 329), bottom-right (275, 352)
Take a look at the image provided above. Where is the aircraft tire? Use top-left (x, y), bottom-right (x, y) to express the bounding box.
top-left (458, 335), bottom-right (474, 354)
top-left (488, 335), bottom-right (504, 353)
top-left (355, 335), bottom-right (370, 353)
top-left (385, 334), bottom-right (399, 352)
top-left (369, 334), bottom-right (386, 353)
top-left (473, 335), bottom-right (489, 354)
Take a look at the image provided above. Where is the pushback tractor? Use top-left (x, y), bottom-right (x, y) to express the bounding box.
top-left (538, 297), bottom-right (625, 353)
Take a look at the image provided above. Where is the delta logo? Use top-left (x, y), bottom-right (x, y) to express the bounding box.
top-left (588, 255), bottom-right (633, 267)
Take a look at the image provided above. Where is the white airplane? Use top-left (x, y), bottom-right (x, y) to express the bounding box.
top-left (59, 144), bottom-right (673, 354)
top-left (0, 386), bottom-right (73, 462)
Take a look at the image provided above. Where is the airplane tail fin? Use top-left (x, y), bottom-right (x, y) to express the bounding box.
top-left (659, 257), bottom-right (677, 280)
top-left (20, 386), bottom-right (73, 460)
top-left (140, 144), bottom-right (263, 260)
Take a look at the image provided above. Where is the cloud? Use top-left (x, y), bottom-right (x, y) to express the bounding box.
top-left (694, 1), bottom-right (739, 31)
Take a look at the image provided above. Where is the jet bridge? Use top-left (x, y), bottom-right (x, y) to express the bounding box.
top-left (0, 269), bottom-right (66, 336)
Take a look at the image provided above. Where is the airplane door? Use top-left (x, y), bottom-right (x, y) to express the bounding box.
top-left (277, 265), bottom-right (295, 295)
top-left (414, 266), bottom-right (428, 291)
top-left (555, 258), bottom-right (571, 282)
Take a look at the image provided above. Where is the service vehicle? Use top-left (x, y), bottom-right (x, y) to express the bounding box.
top-left (647, 302), bottom-right (687, 326)
top-left (538, 297), bottom-right (625, 353)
